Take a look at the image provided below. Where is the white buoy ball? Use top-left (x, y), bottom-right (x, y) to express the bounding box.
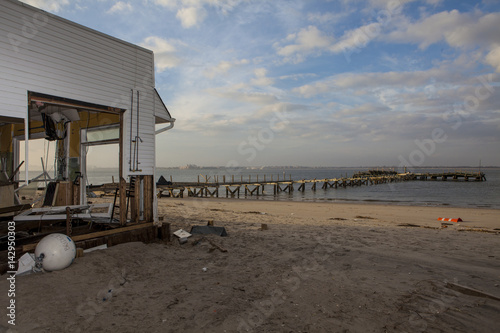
top-left (35, 233), bottom-right (76, 271)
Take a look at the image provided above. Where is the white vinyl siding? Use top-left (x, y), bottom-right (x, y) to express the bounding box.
top-left (0, 0), bottom-right (162, 177)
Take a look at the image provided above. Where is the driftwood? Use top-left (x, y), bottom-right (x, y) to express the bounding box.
top-left (457, 227), bottom-right (499, 234)
top-left (397, 223), bottom-right (440, 230)
top-left (446, 282), bottom-right (500, 302)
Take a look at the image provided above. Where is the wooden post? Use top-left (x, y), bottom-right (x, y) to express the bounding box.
top-left (119, 111), bottom-right (126, 226)
top-left (144, 175), bottom-right (153, 222)
top-left (66, 206), bottom-right (71, 236)
top-left (133, 176), bottom-right (141, 222)
top-left (158, 222), bottom-right (171, 242)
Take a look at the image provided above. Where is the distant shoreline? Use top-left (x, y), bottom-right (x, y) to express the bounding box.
top-left (40, 165), bottom-right (499, 172)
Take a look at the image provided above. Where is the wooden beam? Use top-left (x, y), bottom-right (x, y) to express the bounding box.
top-left (22, 222), bottom-right (154, 252)
top-left (0, 204), bottom-right (31, 215)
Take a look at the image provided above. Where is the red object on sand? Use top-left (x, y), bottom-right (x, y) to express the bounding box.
top-left (437, 217), bottom-right (463, 222)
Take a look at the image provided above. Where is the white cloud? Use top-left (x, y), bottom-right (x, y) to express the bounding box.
top-left (154, 0), bottom-right (178, 8)
top-left (292, 66), bottom-right (468, 99)
top-left (20, 0), bottom-right (69, 12)
top-left (275, 26), bottom-right (333, 63)
top-left (207, 83), bottom-right (278, 105)
top-left (250, 68), bottom-right (274, 86)
top-left (204, 59), bottom-right (249, 78)
top-left (386, 10), bottom-right (500, 49)
top-left (213, 90), bottom-right (278, 105)
top-left (176, 6), bottom-right (206, 28)
top-left (140, 36), bottom-right (183, 71)
top-left (307, 12), bottom-right (339, 24)
top-left (485, 45), bottom-right (500, 72)
top-left (154, 0), bottom-right (245, 28)
top-left (107, 1), bottom-right (133, 14)
top-left (361, 0), bottom-right (414, 12)
top-left (330, 22), bottom-right (381, 53)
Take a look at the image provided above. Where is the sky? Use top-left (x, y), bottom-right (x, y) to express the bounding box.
top-left (20, 0), bottom-right (500, 168)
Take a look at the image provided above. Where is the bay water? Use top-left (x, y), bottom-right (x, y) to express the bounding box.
top-left (78, 166), bottom-right (500, 209)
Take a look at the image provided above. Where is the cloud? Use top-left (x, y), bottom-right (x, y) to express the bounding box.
top-left (293, 67), bottom-right (466, 98)
top-left (176, 6), bottom-right (206, 28)
top-left (154, 0), bottom-right (245, 28)
top-left (485, 45), bottom-right (500, 72)
top-left (250, 68), bottom-right (275, 86)
top-left (329, 22), bottom-right (382, 54)
top-left (386, 10), bottom-right (500, 49)
top-left (20, 0), bottom-right (69, 12)
top-left (212, 89), bottom-right (279, 105)
top-left (107, 1), bottom-right (133, 14)
top-left (334, 104), bottom-right (391, 118)
top-left (307, 12), bottom-right (342, 24)
top-left (154, 0), bottom-right (177, 8)
top-left (275, 26), bottom-right (333, 63)
top-left (140, 36), bottom-right (183, 71)
top-left (278, 73), bottom-right (317, 81)
top-left (204, 59), bottom-right (250, 78)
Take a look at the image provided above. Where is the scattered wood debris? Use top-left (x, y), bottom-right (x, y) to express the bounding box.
top-left (397, 223), bottom-right (440, 230)
top-left (457, 227), bottom-right (499, 234)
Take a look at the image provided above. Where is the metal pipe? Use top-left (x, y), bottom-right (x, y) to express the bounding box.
top-left (129, 89), bottom-right (133, 171)
top-left (135, 90), bottom-right (140, 171)
top-left (155, 120), bottom-right (175, 134)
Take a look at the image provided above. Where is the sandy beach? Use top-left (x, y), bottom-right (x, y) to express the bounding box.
top-left (2, 198), bottom-right (499, 332)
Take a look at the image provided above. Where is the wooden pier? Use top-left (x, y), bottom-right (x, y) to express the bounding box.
top-left (155, 170), bottom-right (486, 199)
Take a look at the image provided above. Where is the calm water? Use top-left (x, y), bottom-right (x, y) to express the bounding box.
top-left (80, 166), bottom-right (500, 209)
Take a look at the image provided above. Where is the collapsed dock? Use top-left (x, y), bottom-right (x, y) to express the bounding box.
top-left (155, 170), bottom-right (487, 198)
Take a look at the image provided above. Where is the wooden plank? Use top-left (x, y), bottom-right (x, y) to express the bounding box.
top-left (54, 181), bottom-right (73, 206)
top-left (22, 222), bottom-right (154, 252)
top-left (72, 222), bottom-right (154, 241)
top-left (446, 282), bottom-right (500, 301)
top-left (0, 203), bottom-right (31, 215)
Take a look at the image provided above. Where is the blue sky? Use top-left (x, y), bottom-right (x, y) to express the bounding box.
top-left (22, 0), bottom-right (500, 168)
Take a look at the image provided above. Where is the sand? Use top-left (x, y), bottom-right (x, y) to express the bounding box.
top-left (1, 198), bottom-right (499, 332)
